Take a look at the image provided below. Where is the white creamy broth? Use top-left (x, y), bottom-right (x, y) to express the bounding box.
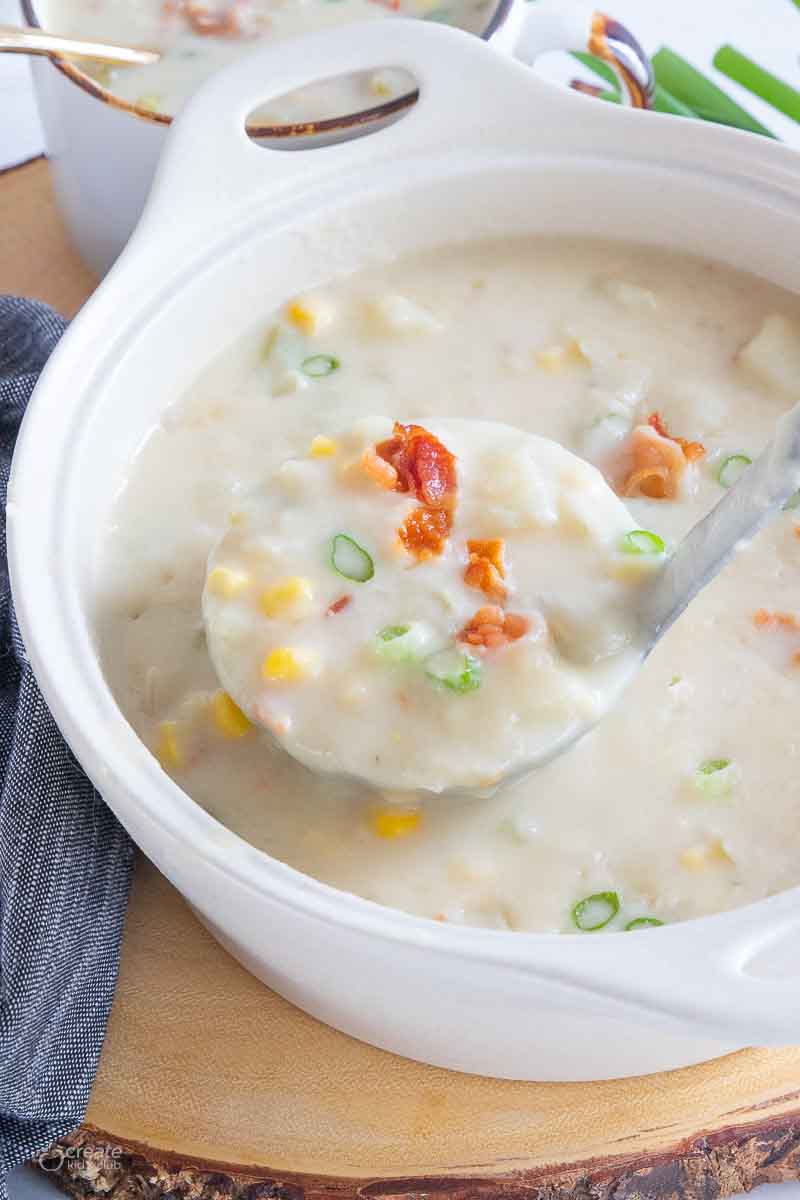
top-left (204, 417), bottom-right (652, 794)
top-left (95, 237), bottom-right (800, 934)
top-left (39, 0), bottom-right (487, 123)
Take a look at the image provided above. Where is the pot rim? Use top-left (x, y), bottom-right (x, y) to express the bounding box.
top-left (20, 0), bottom-right (514, 137)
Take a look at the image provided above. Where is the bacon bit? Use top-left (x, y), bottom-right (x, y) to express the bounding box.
top-left (622, 425), bottom-right (687, 500)
top-left (623, 463), bottom-right (672, 500)
top-left (647, 412), bottom-right (706, 462)
top-left (794, 525), bottom-right (800, 540)
top-left (167, 0), bottom-right (245, 35)
top-left (464, 558), bottom-right (506, 602)
top-left (458, 606), bottom-right (531, 650)
top-left (360, 447), bottom-right (399, 490)
top-left (464, 537), bottom-right (507, 601)
top-left (433, 913), bottom-right (448, 922)
top-left (398, 507), bottom-right (450, 559)
top-left (467, 538), bottom-right (505, 574)
top-left (326, 595), bottom-right (352, 616)
top-left (753, 609), bottom-right (800, 632)
top-left (376, 422), bottom-right (457, 507)
top-left (375, 423), bottom-right (458, 559)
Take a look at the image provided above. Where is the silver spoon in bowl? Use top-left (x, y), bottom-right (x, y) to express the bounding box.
top-left (0, 24), bottom-right (159, 67)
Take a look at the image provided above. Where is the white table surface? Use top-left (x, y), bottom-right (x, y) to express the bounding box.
top-left (3, 0), bottom-right (800, 1193)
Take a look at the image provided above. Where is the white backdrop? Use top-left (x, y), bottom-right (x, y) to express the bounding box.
top-left (2, 0), bottom-right (800, 1193)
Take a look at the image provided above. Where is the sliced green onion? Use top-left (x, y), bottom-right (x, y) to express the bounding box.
top-left (330, 534), bottom-right (374, 583)
top-left (625, 917), bottom-right (664, 931)
top-left (713, 46), bottom-right (800, 124)
top-left (571, 51), bottom-right (619, 93)
top-left (425, 648), bottom-right (481, 695)
top-left (651, 84), bottom-right (696, 119)
top-left (621, 529), bottom-right (666, 556)
top-left (374, 622), bottom-right (434, 664)
top-left (422, 6), bottom-right (452, 22)
top-left (783, 490), bottom-right (800, 511)
top-left (571, 891), bottom-right (620, 932)
top-left (302, 354), bottom-right (340, 378)
top-left (651, 48), bottom-right (775, 138)
top-left (717, 454), bottom-right (752, 489)
top-left (693, 757), bottom-right (739, 799)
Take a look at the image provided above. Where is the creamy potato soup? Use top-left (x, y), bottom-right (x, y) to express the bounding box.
top-left (40, 0), bottom-right (487, 124)
top-left (204, 417), bottom-right (652, 794)
top-left (96, 238), bottom-right (800, 934)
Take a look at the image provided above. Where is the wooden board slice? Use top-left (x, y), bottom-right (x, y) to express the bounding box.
top-left (3, 156), bottom-right (800, 1200)
top-left (42, 858), bottom-right (800, 1200)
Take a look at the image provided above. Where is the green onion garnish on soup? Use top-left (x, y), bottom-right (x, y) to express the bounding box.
top-left (693, 757), bottom-right (739, 798)
top-left (625, 917), bottom-right (664, 931)
top-left (374, 622), bottom-right (434, 664)
top-left (302, 354), bottom-right (340, 378)
top-left (621, 529), bottom-right (666, 556)
top-left (330, 534), bottom-right (374, 583)
top-left (571, 891), bottom-right (620, 932)
top-left (717, 454), bottom-right (752, 489)
top-left (425, 648), bottom-right (482, 695)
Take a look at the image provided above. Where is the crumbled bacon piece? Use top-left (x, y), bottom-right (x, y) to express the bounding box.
top-left (376, 423), bottom-right (457, 507)
top-left (360, 447), bottom-right (398, 490)
top-left (647, 412), bottom-right (706, 462)
top-left (167, 0), bottom-right (245, 35)
top-left (398, 508), bottom-right (450, 559)
top-left (464, 537), bottom-right (506, 601)
top-left (326, 595), bottom-right (351, 616)
top-left (622, 425), bottom-right (688, 500)
top-left (753, 609), bottom-right (800, 632)
top-left (458, 606), bottom-right (531, 649)
top-left (374, 422), bottom-right (457, 559)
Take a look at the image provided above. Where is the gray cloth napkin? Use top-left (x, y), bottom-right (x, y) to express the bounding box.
top-left (0, 297), bottom-right (135, 1197)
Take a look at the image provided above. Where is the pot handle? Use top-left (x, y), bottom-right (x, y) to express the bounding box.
top-left (516, 897), bottom-right (800, 1043)
top-left (135, 18), bottom-right (593, 249)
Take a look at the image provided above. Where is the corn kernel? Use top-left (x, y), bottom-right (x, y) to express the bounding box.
top-left (207, 565), bottom-right (250, 599)
top-left (536, 345), bottom-right (569, 374)
top-left (156, 721), bottom-right (183, 770)
top-left (371, 807), bottom-right (422, 839)
top-left (679, 845), bottom-right (706, 872)
top-left (262, 647), bottom-right (318, 682)
top-left (309, 435), bottom-right (338, 458)
top-left (260, 576), bottom-right (313, 620)
top-left (286, 296), bottom-right (331, 336)
top-left (680, 839), bottom-right (733, 872)
top-left (535, 340), bottom-right (586, 373)
top-left (368, 71), bottom-right (393, 97)
top-left (212, 691), bottom-right (252, 739)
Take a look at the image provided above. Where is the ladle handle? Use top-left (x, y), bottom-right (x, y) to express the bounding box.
top-left (0, 23), bottom-right (158, 66)
top-left (509, 2), bottom-right (654, 108)
top-left (641, 399), bottom-right (800, 645)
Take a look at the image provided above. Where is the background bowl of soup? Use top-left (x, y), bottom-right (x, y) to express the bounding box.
top-left (9, 19), bottom-right (800, 1082)
top-left (20, 0), bottom-right (651, 274)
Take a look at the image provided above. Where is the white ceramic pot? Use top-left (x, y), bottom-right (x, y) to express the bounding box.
top-left (22, 0), bottom-right (650, 276)
top-left (9, 20), bottom-right (800, 1082)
